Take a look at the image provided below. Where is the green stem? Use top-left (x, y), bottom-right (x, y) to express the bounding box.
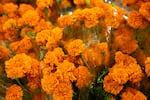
top-left (80, 53), bottom-right (90, 69)
top-left (15, 78), bottom-right (31, 94)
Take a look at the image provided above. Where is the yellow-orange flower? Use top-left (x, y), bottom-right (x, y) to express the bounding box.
top-left (34, 19), bottom-right (52, 33)
top-left (127, 11), bottom-right (148, 28)
top-left (145, 57), bottom-right (150, 76)
top-left (114, 34), bottom-right (138, 54)
top-left (50, 27), bottom-right (63, 42)
top-left (73, 66), bottom-right (92, 89)
top-left (120, 87), bottom-right (147, 100)
top-left (57, 15), bottom-right (75, 27)
top-left (53, 82), bottom-right (73, 100)
top-left (36, 29), bottom-right (51, 45)
top-left (3, 3), bottom-right (18, 18)
top-left (36, 0), bottom-right (53, 9)
top-left (0, 45), bottom-right (10, 61)
top-left (66, 39), bottom-right (85, 57)
top-left (3, 18), bottom-right (17, 31)
top-left (41, 73), bottom-right (59, 94)
top-left (56, 60), bottom-right (76, 83)
top-left (122, 0), bottom-right (137, 6)
top-left (5, 53), bottom-right (32, 79)
top-left (10, 36), bottom-right (33, 54)
top-left (103, 74), bottom-right (124, 95)
top-left (18, 4), bottom-right (34, 16)
top-left (6, 84), bottom-right (23, 100)
top-left (139, 2), bottom-right (150, 21)
top-left (18, 10), bottom-right (40, 27)
top-left (73, 0), bottom-right (85, 6)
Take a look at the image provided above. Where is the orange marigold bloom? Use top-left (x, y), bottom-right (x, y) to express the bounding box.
top-left (73, 8), bottom-right (99, 28)
top-left (3, 18), bottom-right (17, 31)
top-left (127, 63), bottom-right (144, 84)
top-left (73, 0), bottom-right (85, 6)
top-left (10, 36), bottom-right (33, 54)
top-left (139, 2), bottom-right (150, 21)
top-left (66, 39), bottom-right (85, 57)
top-left (115, 51), bottom-right (137, 65)
top-left (6, 84), bottom-right (23, 100)
top-left (127, 11), bottom-right (148, 28)
top-left (43, 50), bottom-right (59, 68)
top-left (53, 82), bottom-right (73, 100)
top-left (41, 73), bottom-right (59, 94)
top-left (109, 63), bottom-right (129, 84)
top-left (5, 53), bottom-right (32, 79)
top-left (34, 19), bottom-right (52, 33)
top-left (56, 60), bottom-right (76, 83)
top-left (36, 29), bottom-right (51, 45)
top-left (60, 0), bottom-right (72, 8)
top-left (0, 45), bottom-right (10, 61)
top-left (103, 74), bottom-right (124, 95)
top-left (3, 3), bottom-right (18, 18)
top-left (18, 10), bottom-right (40, 27)
top-left (36, 0), bottom-right (53, 9)
top-left (53, 47), bottom-right (65, 62)
top-left (114, 34), bottom-right (138, 54)
top-left (18, 4), bottom-right (34, 16)
top-left (145, 57), bottom-right (150, 76)
top-left (57, 15), bottom-right (75, 27)
top-left (46, 36), bottom-right (57, 50)
top-left (51, 27), bottom-right (63, 42)
top-left (73, 66), bottom-right (92, 89)
top-left (120, 87), bottom-right (147, 100)
top-left (33, 93), bottom-right (42, 100)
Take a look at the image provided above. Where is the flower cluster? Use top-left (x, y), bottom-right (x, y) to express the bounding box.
top-left (0, 0), bottom-right (149, 100)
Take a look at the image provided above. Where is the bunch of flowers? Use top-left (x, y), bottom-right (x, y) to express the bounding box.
top-left (0, 0), bottom-right (150, 100)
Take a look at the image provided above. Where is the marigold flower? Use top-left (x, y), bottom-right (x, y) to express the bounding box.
top-left (53, 82), bottom-right (73, 100)
top-left (36, 0), bottom-right (53, 9)
top-left (109, 63), bottom-right (129, 84)
top-left (5, 53), bottom-right (32, 79)
top-left (103, 74), bottom-right (124, 95)
top-left (27, 75), bottom-right (41, 91)
top-left (120, 87), bottom-right (147, 100)
top-left (46, 36), bottom-right (57, 50)
top-left (10, 36), bottom-right (33, 54)
top-left (73, 0), bottom-right (85, 6)
top-left (41, 73), bottom-right (59, 94)
top-left (60, 0), bottom-right (72, 8)
top-left (0, 45), bottom-right (10, 61)
top-left (6, 84), bottom-right (23, 100)
top-left (18, 10), bottom-right (40, 27)
top-left (57, 15), bottom-right (75, 27)
top-left (66, 39), bottom-right (85, 57)
top-left (33, 93), bottom-right (42, 100)
top-left (53, 47), bottom-right (65, 62)
top-left (3, 18), bottom-right (17, 31)
top-left (36, 29), bottom-right (51, 45)
top-left (145, 57), bottom-right (150, 76)
top-left (127, 11), bottom-right (148, 28)
top-left (43, 50), bottom-right (59, 68)
top-left (51, 27), bottom-right (63, 42)
top-left (18, 4), bottom-right (34, 16)
top-left (115, 51), bottom-right (137, 65)
top-left (73, 66), bottom-right (92, 89)
top-left (127, 63), bottom-right (144, 84)
top-left (56, 60), bottom-right (76, 83)
top-left (34, 19), bottom-right (52, 33)
top-left (3, 3), bottom-right (18, 18)
top-left (114, 34), bottom-right (138, 54)
top-left (73, 8), bottom-right (99, 28)
top-left (139, 2), bottom-right (150, 21)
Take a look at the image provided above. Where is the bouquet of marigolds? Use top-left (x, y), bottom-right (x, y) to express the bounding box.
top-left (0, 0), bottom-right (150, 100)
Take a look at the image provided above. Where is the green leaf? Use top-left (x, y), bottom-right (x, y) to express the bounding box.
top-left (40, 49), bottom-right (47, 60)
top-left (26, 31), bottom-right (36, 38)
top-left (85, 0), bottom-right (91, 6)
top-left (97, 68), bottom-right (108, 84)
